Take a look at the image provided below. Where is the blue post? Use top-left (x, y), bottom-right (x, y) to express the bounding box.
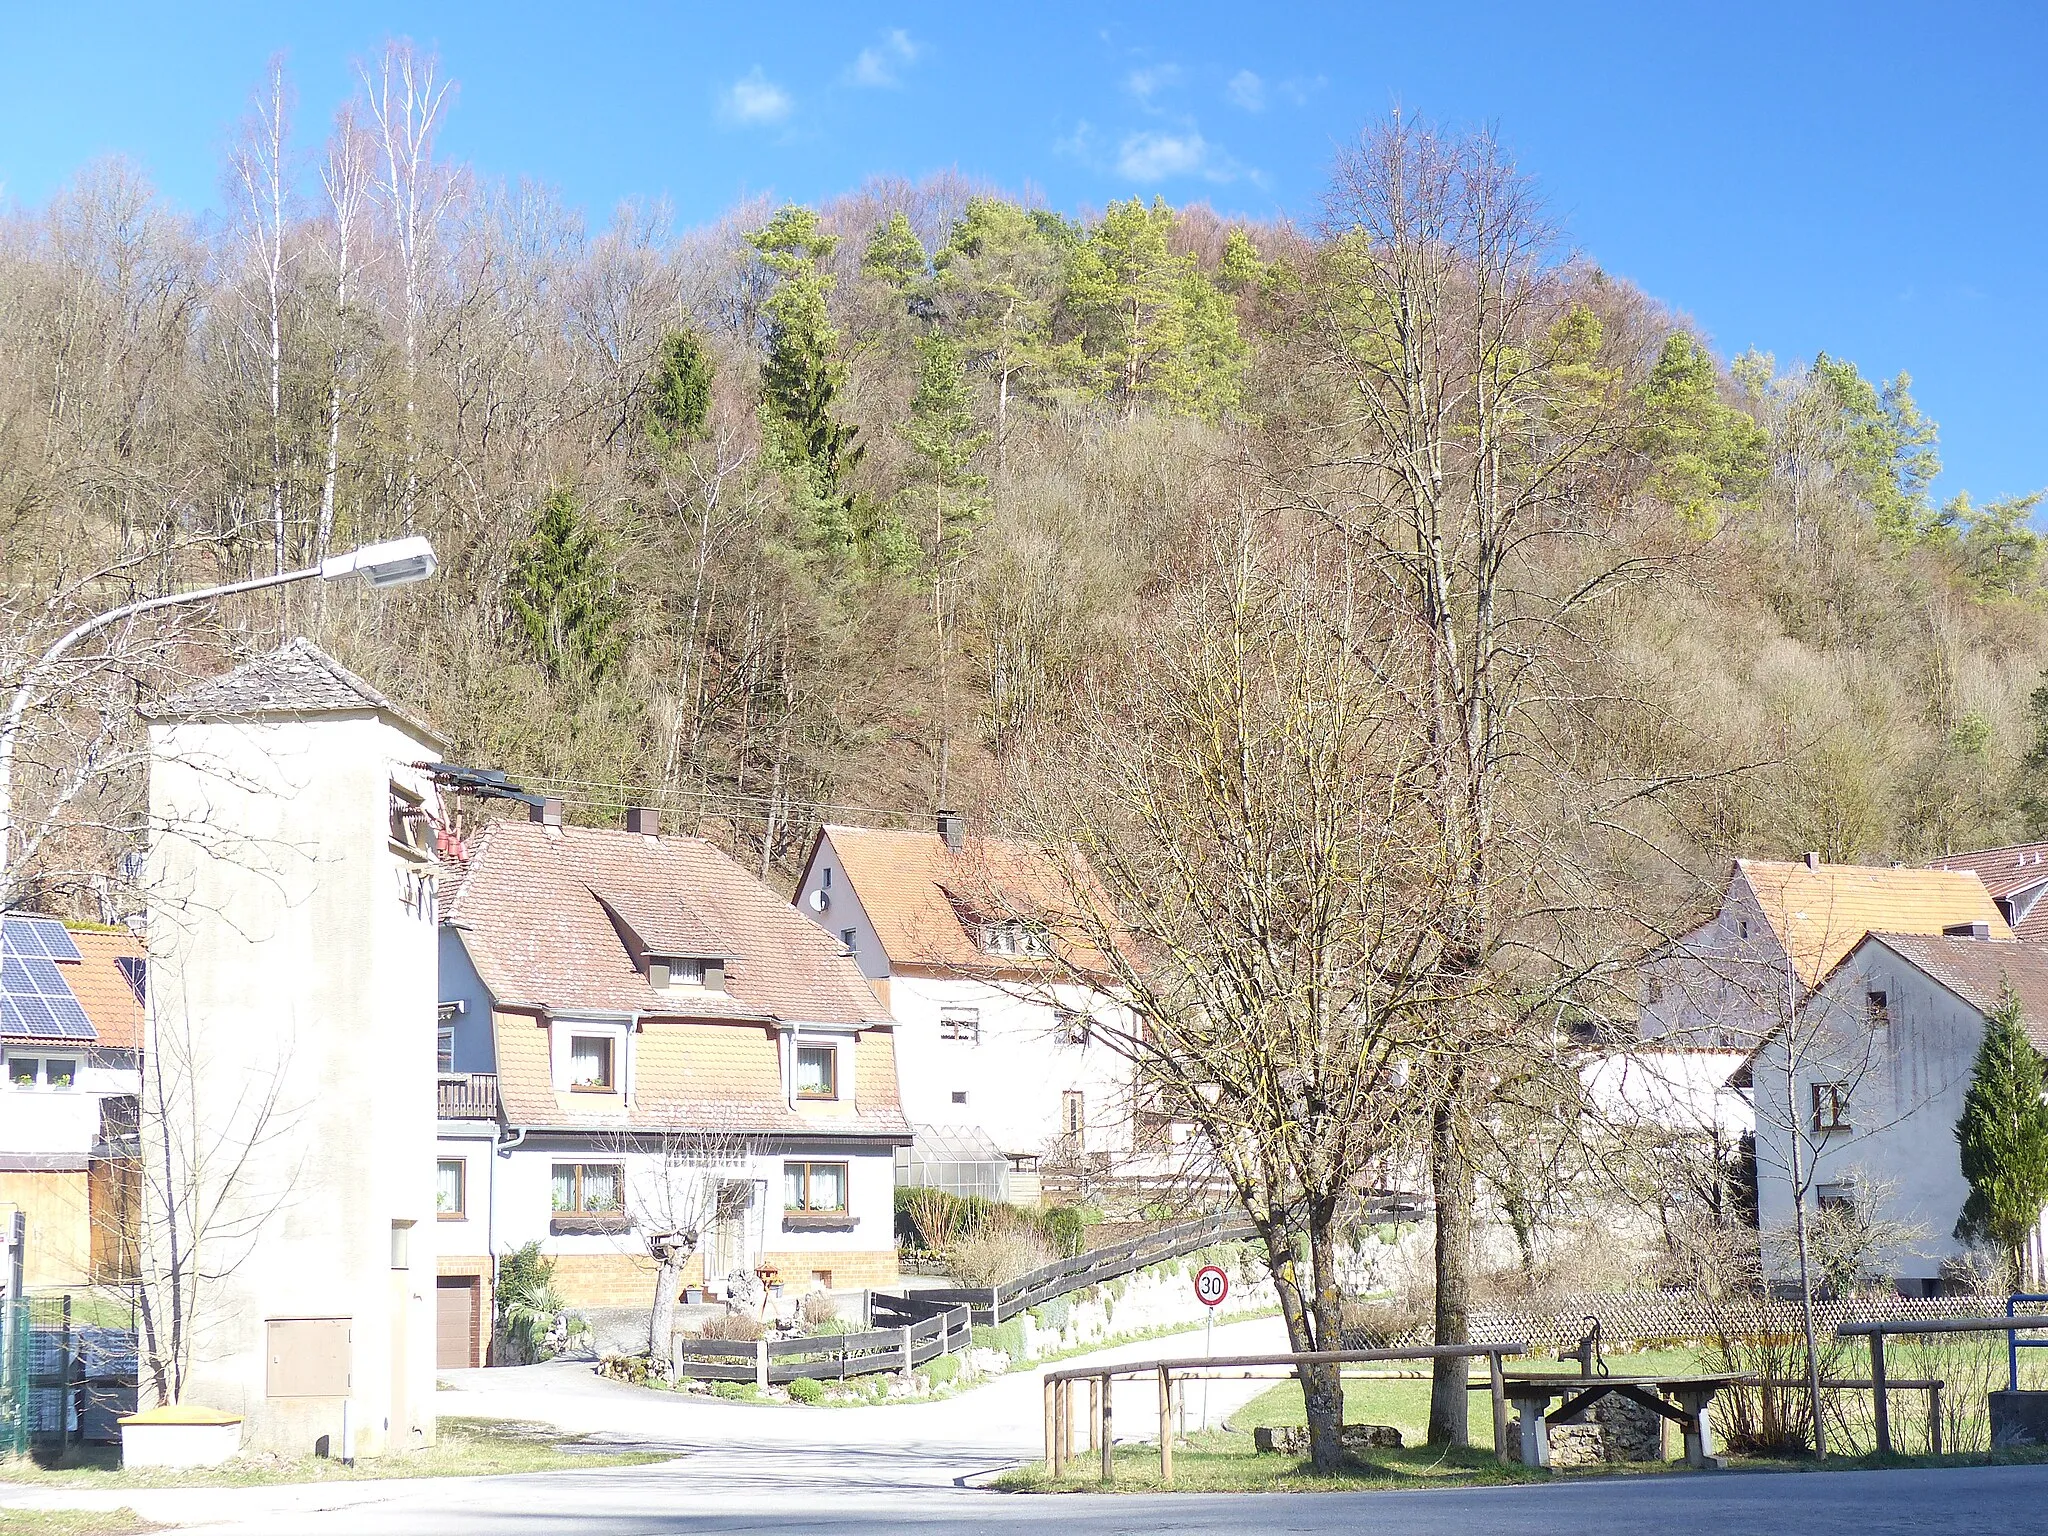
top-left (2007, 1294), bottom-right (2048, 1393)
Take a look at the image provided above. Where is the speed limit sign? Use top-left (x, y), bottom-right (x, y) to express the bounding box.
top-left (1193, 1264), bottom-right (1229, 1307)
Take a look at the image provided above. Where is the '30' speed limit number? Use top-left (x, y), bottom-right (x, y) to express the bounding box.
top-left (1193, 1264), bottom-right (1229, 1307)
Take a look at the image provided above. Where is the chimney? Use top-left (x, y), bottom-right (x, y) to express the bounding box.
top-left (626, 806), bottom-right (659, 836)
top-left (1943, 921), bottom-right (1992, 940)
top-left (530, 797), bottom-right (564, 828)
top-left (936, 809), bottom-right (964, 855)
top-left (1804, 851), bottom-right (1820, 871)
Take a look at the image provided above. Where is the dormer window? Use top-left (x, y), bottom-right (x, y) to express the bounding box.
top-left (648, 956), bottom-right (724, 991)
top-left (569, 1035), bottom-right (615, 1091)
top-left (978, 920), bottom-right (1049, 958)
top-left (796, 1044), bottom-right (838, 1100)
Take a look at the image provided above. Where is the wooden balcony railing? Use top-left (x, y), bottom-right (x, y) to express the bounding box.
top-left (437, 1072), bottom-right (499, 1121)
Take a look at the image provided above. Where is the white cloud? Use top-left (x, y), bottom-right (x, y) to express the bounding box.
top-left (1117, 129), bottom-right (1215, 182)
top-left (848, 29), bottom-right (921, 87)
top-left (720, 67), bottom-right (792, 127)
top-left (1226, 70), bottom-right (1265, 112)
top-left (1125, 63), bottom-right (1182, 104)
top-left (1277, 73), bottom-right (1327, 107)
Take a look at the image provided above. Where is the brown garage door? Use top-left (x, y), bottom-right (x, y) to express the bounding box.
top-left (436, 1277), bottom-right (478, 1370)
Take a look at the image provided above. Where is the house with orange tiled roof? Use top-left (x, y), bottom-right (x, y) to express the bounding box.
top-left (1, 915), bottom-right (144, 1294)
top-left (793, 814), bottom-right (1148, 1208)
top-left (437, 805), bottom-right (910, 1337)
top-left (1609, 854), bottom-right (2013, 1152)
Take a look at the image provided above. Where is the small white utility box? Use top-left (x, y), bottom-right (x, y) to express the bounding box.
top-left (119, 1404), bottom-right (245, 1468)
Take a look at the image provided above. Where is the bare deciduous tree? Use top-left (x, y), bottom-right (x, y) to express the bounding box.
top-left (1001, 506), bottom-right (1441, 1471)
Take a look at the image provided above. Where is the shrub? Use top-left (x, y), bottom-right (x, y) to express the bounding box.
top-left (950, 1225), bottom-right (1053, 1288)
top-left (494, 1241), bottom-right (564, 1364)
top-left (1039, 1205), bottom-right (1089, 1258)
top-left (800, 1291), bottom-right (838, 1327)
top-left (698, 1310), bottom-right (764, 1342)
top-left (787, 1375), bottom-right (825, 1404)
top-left (711, 1381), bottom-right (758, 1401)
top-left (925, 1353), bottom-right (960, 1387)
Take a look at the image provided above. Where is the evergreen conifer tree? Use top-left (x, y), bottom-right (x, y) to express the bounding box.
top-left (748, 205), bottom-right (864, 552)
top-left (861, 211), bottom-right (927, 289)
top-left (1955, 984), bottom-right (2048, 1283)
top-left (646, 328), bottom-right (714, 451)
top-left (509, 487), bottom-right (626, 683)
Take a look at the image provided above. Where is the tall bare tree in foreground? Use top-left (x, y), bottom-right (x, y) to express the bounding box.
top-left (1283, 115), bottom-right (1677, 1443)
top-left (1003, 507), bottom-right (1442, 1471)
top-left (361, 39), bottom-right (456, 527)
top-left (228, 57), bottom-right (296, 584)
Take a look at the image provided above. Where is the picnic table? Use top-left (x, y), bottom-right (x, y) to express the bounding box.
top-left (1499, 1369), bottom-right (1750, 1470)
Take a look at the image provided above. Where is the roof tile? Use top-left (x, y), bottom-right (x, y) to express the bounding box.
top-left (1737, 858), bottom-right (2010, 986)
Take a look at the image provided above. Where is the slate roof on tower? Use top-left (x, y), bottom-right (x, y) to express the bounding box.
top-left (145, 637), bottom-right (448, 747)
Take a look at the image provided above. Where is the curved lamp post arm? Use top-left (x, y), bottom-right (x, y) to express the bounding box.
top-left (0, 535), bottom-right (435, 887)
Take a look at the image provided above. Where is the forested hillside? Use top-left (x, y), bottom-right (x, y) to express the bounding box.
top-left (6, 46), bottom-right (2046, 919)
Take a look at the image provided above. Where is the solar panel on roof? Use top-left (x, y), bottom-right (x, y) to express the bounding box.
top-left (116, 955), bottom-right (146, 1004)
top-left (0, 917), bottom-right (95, 1041)
top-left (1, 914), bottom-right (80, 963)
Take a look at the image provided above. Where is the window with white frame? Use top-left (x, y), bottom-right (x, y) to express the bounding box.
top-left (939, 1007), bottom-right (980, 1043)
top-left (6, 1056), bottom-right (75, 1090)
top-left (1055, 1007), bottom-right (1091, 1046)
top-left (795, 1043), bottom-right (838, 1100)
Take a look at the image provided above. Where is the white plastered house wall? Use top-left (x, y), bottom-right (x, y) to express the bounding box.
top-left (1750, 933), bottom-right (2048, 1292)
top-left (144, 661), bottom-right (442, 1457)
top-left (794, 825), bottom-right (1141, 1191)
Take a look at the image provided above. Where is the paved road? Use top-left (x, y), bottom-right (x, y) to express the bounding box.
top-left (8, 1313), bottom-right (2048, 1533)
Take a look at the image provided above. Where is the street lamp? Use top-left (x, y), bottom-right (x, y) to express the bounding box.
top-left (0, 535), bottom-right (438, 880)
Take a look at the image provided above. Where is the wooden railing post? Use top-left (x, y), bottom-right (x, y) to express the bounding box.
top-left (1087, 1376), bottom-right (1099, 1452)
top-left (1053, 1377), bottom-right (1068, 1477)
top-left (754, 1337), bottom-right (768, 1393)
top-left (1489, 1349), bottom-right (1508, 1462)
top-left (1044, 1375), bottom-right (1058, 1473)
top-left (1870, 1330), bottom-right (1892, 1456)
top-left (1929, 1381), bottom-right (1943, 1456)
top-left (900, 1326), bottom-right (914, 1381)
top-left (1157, 1364), bottom-right (1174, 1485)
top-left (1100, 1371), bottom-right (1114, 1483)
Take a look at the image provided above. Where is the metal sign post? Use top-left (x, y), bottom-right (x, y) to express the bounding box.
top-left (1193, 1265), bottom-right (1229, 1432)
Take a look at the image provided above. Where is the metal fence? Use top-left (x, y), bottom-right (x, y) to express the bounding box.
top-left (671, 1209), bottom-right (1255, 1384)
top-left (899, 1210), bottom-right (1256, 1326)
top-left (0, 1295), bottom-right (139, 1457)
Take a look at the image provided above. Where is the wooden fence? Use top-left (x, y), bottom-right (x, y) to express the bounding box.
top-left (671, 1303), bottom-right (973, 1387)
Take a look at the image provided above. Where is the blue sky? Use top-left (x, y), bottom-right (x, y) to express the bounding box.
top-left (4, 1), bottom-right (2044, 503)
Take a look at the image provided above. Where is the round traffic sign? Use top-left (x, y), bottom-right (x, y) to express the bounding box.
top-left (1193, 1264), bottom-right (1229, 1307)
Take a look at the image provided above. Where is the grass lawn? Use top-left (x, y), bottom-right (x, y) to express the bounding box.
top-left (0, 1512), bottom-right (164, 1536)
top-left (0, 1418), bottom-right (671, 1492)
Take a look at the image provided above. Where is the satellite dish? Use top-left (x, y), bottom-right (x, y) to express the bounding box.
top-left (809, 888), bottom-right (830, 912)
